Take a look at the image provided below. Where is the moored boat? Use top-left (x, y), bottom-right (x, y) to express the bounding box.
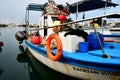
top-left (16, 0), bottom-right (120, 80)
top-left (83, 13), bottom-right (120, 43)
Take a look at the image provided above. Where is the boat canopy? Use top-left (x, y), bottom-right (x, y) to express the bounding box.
top-left (67, 0), bottom-right (118, 13)
top-left (26, 0), bottom-right (118, 12)
top-left (26, 3), bottom-right (43, 11)
top-left (106, 13), bottom-right (120, 18)
top-left (87, 13), bottom-right (120, 20)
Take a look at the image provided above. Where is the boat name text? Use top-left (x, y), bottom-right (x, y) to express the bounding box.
top-left (73, 67), bottom-right (120, 76)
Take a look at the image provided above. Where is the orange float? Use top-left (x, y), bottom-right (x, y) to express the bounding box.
top-left (46, 34), bottom-right (62, 61)
top-left (31, 35), bottom-right (42, 45)
top-left (58, 14), bottom-right (67, 22)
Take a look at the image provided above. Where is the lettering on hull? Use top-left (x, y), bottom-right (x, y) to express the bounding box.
top-left (73, 67), bottom-right (120, 76)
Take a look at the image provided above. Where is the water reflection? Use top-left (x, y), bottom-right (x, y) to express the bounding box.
top-left (0, 27), bottom-right (33, 80)
top-left (0, 47), bottom-right (4, 78)
top-left (17, 45), bottom-right (80, 80)
top-left (0, 41), bottom-right (4, 55)
top-left (0, 47), bottom-right (2, 54)
top-left (19, 45), bottom-right (25, 53)
top-left (0, 66), bottom-right (4, 77)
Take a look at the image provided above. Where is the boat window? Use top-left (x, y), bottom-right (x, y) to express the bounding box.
top-left (51, 17), bottom-right (59, 21)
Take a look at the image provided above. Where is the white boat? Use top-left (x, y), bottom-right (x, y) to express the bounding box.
top-left (82, 13), bottom-right (120, 42)
top-left (15, 0), bottom-right (120, 80)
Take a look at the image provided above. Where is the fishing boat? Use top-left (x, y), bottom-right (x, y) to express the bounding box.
top-left (104, 13), bottom-right (120, 42)
top-left (93, 13), bottom-right (120, 42)
top-left (15, 0), bottom-right (120, 80)
top-left (108, 13), bottom-right (120, 33)
top-left (83, 13), bottom-right (120, 42)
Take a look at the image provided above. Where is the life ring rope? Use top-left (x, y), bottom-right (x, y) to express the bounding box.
top-left (46, 34), bottom-right (62, 61)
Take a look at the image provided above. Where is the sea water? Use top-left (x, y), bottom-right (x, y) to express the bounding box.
top-left (0, 26), bottom-right (80, 80)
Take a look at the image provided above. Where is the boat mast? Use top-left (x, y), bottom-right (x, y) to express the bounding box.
top-left (76, 2), bottom-right (79, 21)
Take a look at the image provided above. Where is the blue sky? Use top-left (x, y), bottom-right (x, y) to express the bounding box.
top-left (0, 0), bottom-right (120, 24)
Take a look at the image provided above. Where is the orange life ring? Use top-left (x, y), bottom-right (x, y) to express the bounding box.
top-left (46, 34), bottom-right (62, 61)
top-left (52, 21), bottom-right (61, 32)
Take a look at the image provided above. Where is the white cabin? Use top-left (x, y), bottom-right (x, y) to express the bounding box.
top-left (39, 13), bottom-right (85, 52)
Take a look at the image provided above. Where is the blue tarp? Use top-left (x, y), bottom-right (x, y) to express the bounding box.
top-left (26, 0), bottom-right (118, 12)
top-left (67, 0), bottom-right (118, 13)
top-left (26, 3), bottom-right (43, 11)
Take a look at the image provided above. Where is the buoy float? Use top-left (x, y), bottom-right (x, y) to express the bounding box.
top-left (15, 31), bottom-right (26, 42)
top-left (58, 14), bottom-right (67, 22)
top-left (31, 35), bottom-right (42, 45)
top-left (0, 41), bottom-right (4, 47)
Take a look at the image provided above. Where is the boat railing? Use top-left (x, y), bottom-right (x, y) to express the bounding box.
top-left (26, 16), bottom-right (106, 31)
top-left (26, 17), bottom-right (111, 58)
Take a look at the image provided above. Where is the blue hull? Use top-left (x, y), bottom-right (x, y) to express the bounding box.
top-left (25, 40), bottom-right (120, 72)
